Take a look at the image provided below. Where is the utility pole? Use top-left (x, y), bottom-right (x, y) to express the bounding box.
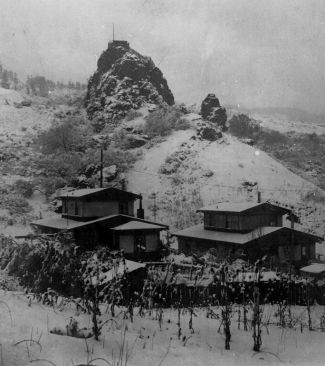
top-left (151, 192), bottom-right (158, 222)
top-left (100, 148), bottom-right (103, 188)
top-left (113, 23), bottom-right (115, 41)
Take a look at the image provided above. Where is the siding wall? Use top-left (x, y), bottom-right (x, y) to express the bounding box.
top-left (204, 213), bottom-right (283, 231)
top-left (119, 234), bottom-right (134, 253)
top-left (63, 199), bottom-right (134, 218)
top-left (145, 233), bottom-right (159, 252)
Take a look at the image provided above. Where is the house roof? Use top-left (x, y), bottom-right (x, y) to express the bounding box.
top-left (31, 214), bottom-right (120, 231)
top-left (197, 201), bottom-right (291, 215)
top-left (58, 187), bottom-right (141, 200)
top-left (173, 225), bottom-right (322, 245)
top-left (300, 263), bottom-right (325, 274)
top-left (31, 214), bottom-right (169, 231)
top-left (111, 220), bottom-right (167, 231)
top-left (173, 224), bottom-right (281, 244)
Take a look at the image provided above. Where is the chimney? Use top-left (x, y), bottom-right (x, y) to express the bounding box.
top-left (137, 194), bottom-right (144, 219)
top-left (257, 191), bottom-right (261, 203)
top-left (121, 178), bottom-right (126, 191)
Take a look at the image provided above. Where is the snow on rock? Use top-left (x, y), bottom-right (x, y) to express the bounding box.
top-left (85, 41), bottom-right (174, 129)
top-left (201, 93), bottom-right (227, 131)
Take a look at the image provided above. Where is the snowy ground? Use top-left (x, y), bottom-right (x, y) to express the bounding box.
top-left (1, 289), bottom-right (325, 366)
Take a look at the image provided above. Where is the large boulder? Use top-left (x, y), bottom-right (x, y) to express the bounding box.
top-left (200, 94), bottom-right (227, 131)
top-left (85, 41), bottom-right (174, 130)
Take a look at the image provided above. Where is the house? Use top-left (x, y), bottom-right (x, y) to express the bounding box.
top-left (31, 187), bottom-right (168, 259)
top-left (173, 201), bottom-right (323, 266)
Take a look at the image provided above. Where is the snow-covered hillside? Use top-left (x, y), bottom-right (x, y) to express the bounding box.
top-left (126, 112), bottom-right (325, 241)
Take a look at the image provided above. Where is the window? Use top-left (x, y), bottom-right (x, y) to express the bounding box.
top-left (119, 201), bottom-right (129, 215)
top-left (62, 200), bottom-right (67, 213)
top-left (75, 201), bottom-right (79, 215)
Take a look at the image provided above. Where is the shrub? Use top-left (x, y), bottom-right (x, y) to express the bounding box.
top-left (14, 179), bottom-right (34, 198)
top-left (125, 109), bottom-right (142, 121)
top-left (174, 118), bottom-right (191, 131)
top-left (36, 117), bottom-right (88, 154)
top-left (259, 129), bottom-right (289, 145)
top-left (228, 114), bottom-right (260, 138)
top-left (144, 105), bottom-right (184, 138)
top-left (302, 189), bottom-right (325, 203)
top-left (1, 193), bottom-right (33, 216)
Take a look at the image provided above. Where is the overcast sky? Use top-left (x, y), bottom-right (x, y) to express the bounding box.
top-left (1, 0), bottom-right (325, 112)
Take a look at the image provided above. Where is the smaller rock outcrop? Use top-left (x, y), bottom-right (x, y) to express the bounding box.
top-left (200, 94), bottom-right (227, 131)
top-left (195, 121), bottom-right (223, 141)
top-left (198, 125), bottom-right (222, 141)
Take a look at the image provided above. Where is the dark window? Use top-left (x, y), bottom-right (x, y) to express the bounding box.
top-left (225, 215), bottom-right (229, 228)
top-left (119, 201), bottom-right (129, 215)
top-left (135, 232), bottom-right (146, 252)
top-left (62, 200), bottom-right (67, 213)
top-left (75, 201), bottom-right (79, 215)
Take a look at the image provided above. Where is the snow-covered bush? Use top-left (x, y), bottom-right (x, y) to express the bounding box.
top-left (228, 113), bottom-right (260, 138)
top-left (13, 179), bottom-right (34, 198)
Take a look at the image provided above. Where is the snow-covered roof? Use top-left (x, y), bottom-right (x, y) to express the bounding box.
top-left (31, 215), bottom-right (168, 232)
top-left (31, 214), bottom-right (120, 230)
top-left (173, 225), bottom-right (322, 244)
top-left (173, 225), bottom-right (281, 244)
top-left (197, 201), bottom-right (291, 214)
top-left (300, 263), bottom-right (325, 274)
top-left (111, 220), bottom-right (166, 231)
top-left (58, 187), bottom-right (140, 199)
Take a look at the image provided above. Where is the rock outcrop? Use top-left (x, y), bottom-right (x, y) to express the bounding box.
top-left (196, 122), bottom-right (223, 141)
top-left (200, 94), bottom-right (227, 131)
top-left (85, 40), bottom-right (174, 130)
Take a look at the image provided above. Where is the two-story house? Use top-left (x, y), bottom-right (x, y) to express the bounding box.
top-left (173, 201), bottom-right (322, 266)
top-left (31, 187), bottom-right (168, 259)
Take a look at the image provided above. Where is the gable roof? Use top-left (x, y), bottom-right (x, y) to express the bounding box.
top-left (197, 201), bottom-right (291, 215)
top-left (31, 214), bottom-right (168, 231)
top-left (111, 220), bottom-right (167, 231)
top-left (173, 225), bottom-right (322, 245)
top-left (31, 214), bottom-right (120, 231)
top-left (58, 187), bottom-right (141, 200)
top-left (173, 225), bottom-right (280, 244)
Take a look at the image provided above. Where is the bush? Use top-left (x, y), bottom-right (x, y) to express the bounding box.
top-left (1, 193), bottom-right (33, 216)
top-left (14, 179), bottom-right (34, 198)
top-left (144, 105), bottom-right (184, 138)
top-left (302, 189), bottom-right (325, 203)
top-left (36, 117), bottom-right (88, 154)
top-left (259, 129), bottom-right (289, 145)
top-left (228, 114), bottom-right (260, 138)
top-left (174, 118), bottom-right (191, 131)
top-left (125, 109), bottom-right (142, 121)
